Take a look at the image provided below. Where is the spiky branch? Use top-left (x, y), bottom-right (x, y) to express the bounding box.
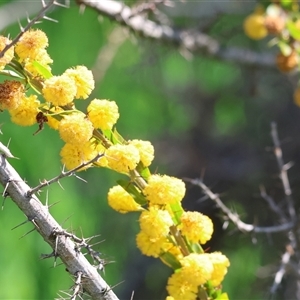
top-left (0, 153), bottom-right (119, 300)
top-left (76, 0), bottom-right (275, 68)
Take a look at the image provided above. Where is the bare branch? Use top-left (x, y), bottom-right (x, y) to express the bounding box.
top-left (0, 154), bottom-right (119, 300)
top-left (186, 178), bottom-right (295, 233)
top-left (28, 153), bottom-right (104, 197)
top-left (270, 245), bottom-right (294, 295)
top-left (259, 185), bottom-right (288, 221)
top-left (0, 0), bottom-right (58, 59)
top-left (76, 0), bottom-right (275, 68)
top-left (270, 122), bottom-right (296, 221)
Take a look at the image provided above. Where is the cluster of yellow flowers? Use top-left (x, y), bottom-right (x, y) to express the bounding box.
top-left (243, 3), bottom-right (300, 108)
top-left (0, 29), bottom-right (229, 299)
top-left (243, 3), bottom-right (300, 72)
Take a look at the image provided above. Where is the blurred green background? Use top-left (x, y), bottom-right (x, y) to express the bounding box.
top-left (0, 1), bottom-right (299, 299)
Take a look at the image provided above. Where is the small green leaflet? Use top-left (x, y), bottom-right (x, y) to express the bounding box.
top-left (32, 61), bottom-right (52, 79)
top-left (117, 179), bottom-right (147, 205)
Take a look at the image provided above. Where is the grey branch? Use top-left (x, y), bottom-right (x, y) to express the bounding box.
top-left (0, 0), bottom-right (57, 59)
top-left (186, 178), bottom-right (295, 233)
top-left (0, 155), bottom-right (119, 300)
top-left (271, 122), bottom-right (296, 221)
top-left (76, 0), bottom-right (275, 68)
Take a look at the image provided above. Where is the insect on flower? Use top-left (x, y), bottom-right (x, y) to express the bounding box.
top-left (34, 111), bottom-right (48, 135)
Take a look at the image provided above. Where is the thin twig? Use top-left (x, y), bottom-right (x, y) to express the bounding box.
top-left (186, 178), bottom-right (295, 233)
top-left (270, 245), bottom-right (294, 296)
top-left (0, 0), bottom-right (57, 59)
top-left (259, 185), bottom-right (288, 221)
top-left (270, 122), bottom-right (296, 221)
top-left (28, 153), bottom-right (103, 196)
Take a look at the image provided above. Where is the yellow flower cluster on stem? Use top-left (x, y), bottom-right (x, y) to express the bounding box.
top-left (0, 28), bottom-right (230, 300)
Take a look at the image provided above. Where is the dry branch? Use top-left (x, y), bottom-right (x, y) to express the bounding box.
top-left (0, 153), bottom-right (119, 300)
top-left (76, 0), bottom-right (275, 68)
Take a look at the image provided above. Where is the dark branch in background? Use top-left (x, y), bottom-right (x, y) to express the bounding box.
top-left (185, 178), bottom-right (295, 234)
top-left (0, 153), bottom-right (119, 300)
top-left (270, 122), bottom-right (296, 221)
top-left (188, 122), bottom-right (300, 298)
top-left (76, 0), bottom-right (275, 68)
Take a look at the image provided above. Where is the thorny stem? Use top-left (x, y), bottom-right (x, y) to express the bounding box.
top-left (0, 0), bottom-right (57, 59)
top-left (28, 153), bottom-right (104, 196)
top-left (0, 155), bottom-right (119, 300)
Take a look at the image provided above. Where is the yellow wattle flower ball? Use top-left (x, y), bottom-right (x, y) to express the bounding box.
top-left (87, 99), bottom-right (119, 130)
top-left (45, 106), bottom-right (64, 130)
top-left (143, 174), bottom-right (186, 205)
top-left (42, 74), bottom-right (77, 106)
top-left (139, 207), bottom-right (173, 239)
top-left (243, 13), bottom-right (267, 40)
top-left (179, 253), bottom-right (214, 286)
top-left (9, 94), bottom-right (40, 126)
top-left (167, 271), bottom-right (198, 300)
top-left (60, 142), bottom-right (98, 170)
top-left (58, 113), bottom-right (94, 146)
top-left (107, 185), bottom-right (143, 213)
top-left (208, 252), bottom-right (230, 286)
top-left (105, 144), bottom-right (140, 173)
top-left (0, 36), bottom-right (14, 70)
top-left (136, 231), bottom-right (169, 258)
top-left (179, 211), bottom-right (213, 244)
top-left (15, 29), bottom-right (48, 61)
top-left (64, 66), bottom-right (95, 99)
top-left (129, 139), bottom-right (154, 167)
top-left (0, 80), bottom-right (25, 110)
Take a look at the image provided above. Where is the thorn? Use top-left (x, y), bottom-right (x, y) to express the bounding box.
top-left (57, 180), bottom-right (64, 190)
top-left (17, 19), bottom-right (24, 32)
top-left (43, 15), bottom-right (59, 23)
top-left (0, 142), bottom-right (18, 159)
top-left (31, 218), bottom-right (40, 229)
top-left (54, 1), bottom-right (69, 8)
top-left (79, 4), bottom-right (86, 14)
top-left (74, 174), bottom-right (87, 183)
top-left (19, 227), bottom-right (36, 239)
top-left (11, 219), bottom-right (29, 230)
top-left (48, 200), bottom-right (61, 209)
top-left (40, 251), bottom-right (56, 260)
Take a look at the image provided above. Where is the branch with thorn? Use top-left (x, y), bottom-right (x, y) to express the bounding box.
top-left (28, 153), bottom-right (104, 197)
top-left (0, 0), bottom-right (68, 59)
top-left (0, 154), bottom-right (119, 300)
top-left (76, 0), bottom-right (275, 68)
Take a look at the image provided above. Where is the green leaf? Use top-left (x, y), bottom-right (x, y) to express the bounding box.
top-left (32, 61), bottom-right (53, 79)
top-left (117, 179), bottom-right (147, 205)
top-left (0, 69), bottom-right (24, 79)
top-left (287, 21), bottom-right (300, 41)
top-left (278, 40), bottom-right (292, 56)
top-left (159, 251), bottom-right (181, 269)
top-left (168, 201), bottom-right (184, 225)
top-left (136, 162), bottom-right (151, 180)
top-left (103, 128), bottom-right (125, 145)
top-left (190, 242), bottom-right (204, 254)
top-left (280, 0), bottom-right (294, 9)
